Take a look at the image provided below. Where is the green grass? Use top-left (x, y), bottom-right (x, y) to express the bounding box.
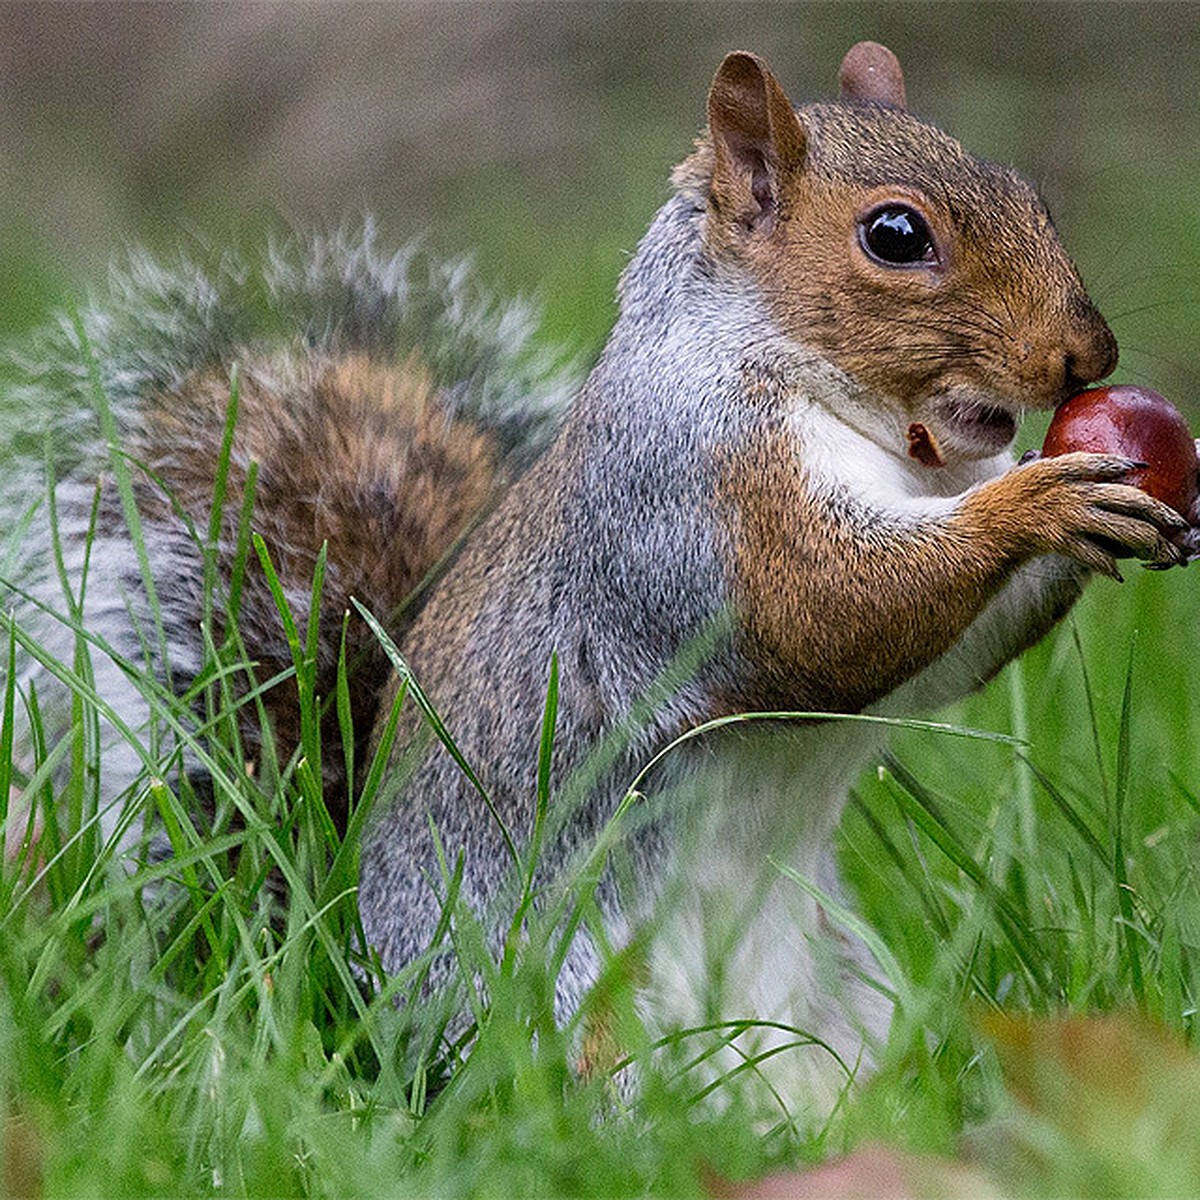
top-left (3, 268), bottom-right (1200, 1197)
top-left (4, 442), bottom-right (1200, 1197)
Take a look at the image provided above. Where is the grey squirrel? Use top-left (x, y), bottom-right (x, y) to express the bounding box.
top-left (2, 42), bottom-right (1192, 1106)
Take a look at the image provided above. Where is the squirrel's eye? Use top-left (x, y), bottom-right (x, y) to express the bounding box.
top-left (859, 205), bottom-right (937, 267)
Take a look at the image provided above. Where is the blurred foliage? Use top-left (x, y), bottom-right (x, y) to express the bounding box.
top-left (1, 2), bottom-right (1198, 395)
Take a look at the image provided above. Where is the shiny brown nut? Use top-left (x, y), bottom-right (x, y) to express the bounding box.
top-left (1042, 385), bottom-right (1199, 517)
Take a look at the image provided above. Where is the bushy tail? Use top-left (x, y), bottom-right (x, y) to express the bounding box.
top-left (1, 220), bottom-right (577, 835)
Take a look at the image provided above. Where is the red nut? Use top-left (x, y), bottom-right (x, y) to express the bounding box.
top-left (1042, 385), bottom-right (1199, 517)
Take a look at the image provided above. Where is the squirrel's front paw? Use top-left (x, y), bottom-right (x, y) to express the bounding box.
top-left (988, 451), bottom-right (1189, 579)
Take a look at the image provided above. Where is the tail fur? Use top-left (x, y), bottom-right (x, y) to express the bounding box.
top-left (1, 221), bottom-right (576, 834)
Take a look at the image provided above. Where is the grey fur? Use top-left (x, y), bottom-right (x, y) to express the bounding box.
top-left (357, 167), bottom-right (1091, 1098)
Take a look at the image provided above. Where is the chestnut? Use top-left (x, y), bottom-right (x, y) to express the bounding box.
top-left (1042, 385), bottom-right (1199, 517)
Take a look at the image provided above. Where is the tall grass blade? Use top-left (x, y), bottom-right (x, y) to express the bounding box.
top-left (1, 620), bottom-right (16, 857)
top-left (225, 460), bottom-right (260, 632)
top-left (882, 754), bottom-right (1049, 992)
top-left (352, 598), bottom-right (519, 869)
top-left (1113, 639), bottom-right (1145, 1006)
top-left (773, 860), bottom-right (908, 1017)
top-left (528, 651), bottom-right (558, 889)
top-left (1017, 752), bottom-right (1109, 865)
top-left (335, 613), bottom-right (355, 808)
top-left (1073, 622), bottom-right (1110, 810)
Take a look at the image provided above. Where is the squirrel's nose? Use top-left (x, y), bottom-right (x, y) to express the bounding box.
top-left (1061, 307), bottom-right (1118, 398)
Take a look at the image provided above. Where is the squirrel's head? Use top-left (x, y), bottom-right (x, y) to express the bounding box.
top-left (677, 42), bottom-right (1118, 464)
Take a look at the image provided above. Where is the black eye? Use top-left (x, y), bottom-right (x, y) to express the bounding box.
top-left (859, 205), bottom-right (937, 266)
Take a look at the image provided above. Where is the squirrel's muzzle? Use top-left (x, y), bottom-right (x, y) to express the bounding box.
top-left (1057, 299), bottom-right (1119, 405)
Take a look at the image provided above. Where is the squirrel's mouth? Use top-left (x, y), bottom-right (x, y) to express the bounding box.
top-left (933, 393), bottom-right (1019, 455)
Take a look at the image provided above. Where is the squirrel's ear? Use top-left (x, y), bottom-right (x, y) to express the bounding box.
top-left (837, 41), bottom-right (907, 109)
top-left (707, 51), bottom-right (806, 233)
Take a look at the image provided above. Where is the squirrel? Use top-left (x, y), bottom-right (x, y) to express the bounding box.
top-left (2, 42), bottom-right (1192, 1107)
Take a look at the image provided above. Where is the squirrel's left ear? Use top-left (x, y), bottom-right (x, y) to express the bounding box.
top-left (838, 41), bottom-right (907, 108)
top-left (707, 51), bottom-right (806, 234)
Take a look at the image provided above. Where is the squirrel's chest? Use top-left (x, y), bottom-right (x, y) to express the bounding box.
top-left (789, 402), bottom-right (1008, 515)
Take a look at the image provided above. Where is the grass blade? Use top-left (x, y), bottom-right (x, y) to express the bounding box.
top-left (1113, 639), bottom-right (1145, 1006)
top-left (882, 754), bottom-right (1049, 993)
top-left (1017, 752), bottom-right (1109, 866)
top-left (352, 598), bottom-right (519, 870)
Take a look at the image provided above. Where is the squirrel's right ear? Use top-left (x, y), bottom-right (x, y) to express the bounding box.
top-left (837, 41), bottom-right (907, 108)
top-left (707, 51), bottom-right (806, 234)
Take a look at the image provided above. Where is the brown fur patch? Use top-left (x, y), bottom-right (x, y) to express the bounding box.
top-left (718, 426), bottom-right (989, 713)
top-left (131, 352), bottom-right (504, 823)
top-left (143, 353), bottom-right (500, 614)
top-left (575, 941), bottom-right (648, 1082)
top-left (577, 1007), bottom-right (624, 1083)
top-left (715, 425), bottom-right (1114, 715)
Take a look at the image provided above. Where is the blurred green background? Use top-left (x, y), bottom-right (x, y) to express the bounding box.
top-left (3, 0), bottom-right (1199, 424)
